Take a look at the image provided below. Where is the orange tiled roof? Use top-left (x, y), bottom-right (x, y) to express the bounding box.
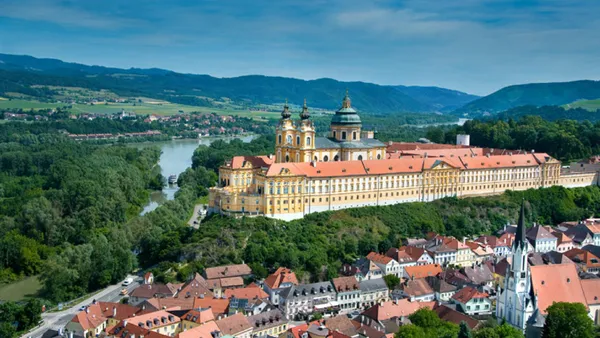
top-left (581, 279), bottom-right (600, 305)
top-left (178, 320), bottom-right (221, 338)
top-left (332, 276), bottom-right (359, 292)
top-left (553, 231), bottom-right (573, 244)
top-left (231, 155), bottom-right (273, 169)
top-left (215, 313), bottom-right (252, 335)
top-left (204, 264), bottom-right (252, 279)
top-left (98, 302), bottom-right (141, 321)
top-left (530, 263), bottom-right (588, 314)
top-left (367, 252), bottom-right (393, 264)
top-left (361, 299), bottom-right (435, 321)
top-left (193, 297), bottom-right (230, 316)
top-left (451, 286), bottom-right (488, 303)
top-left (586, 223), bottom-right (600, 234)
top-left (125, 310), bottom-right (180, 328)
top-left (71, 304), bottom-right (106, 331)
top-left (181, 309), bottom-right (215, 324)
top-left (224, 286), bottom-right (269, 300)
top-left (404, 264), bottom-right (442, 279)
top-left (264, 267), bottom-right (299, 289)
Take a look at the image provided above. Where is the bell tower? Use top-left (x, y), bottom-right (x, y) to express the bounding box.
top-left (275, 99), bottom-right (297, 163)
top-left (298, 99), bottom-right (315, 162)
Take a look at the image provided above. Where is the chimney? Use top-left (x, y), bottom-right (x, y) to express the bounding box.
top-left (85, 307), bottom-right (89, 314)
top-left (113, 306), bottom-right (117, 318)
top-left (124, 320), bottom-right (128, 327)
top-left (311, 161), bottom-right (317, 167)
top-left (69, 332), bottom-right (74, 338)
top-left (268, 154), bottom-right (273, 159)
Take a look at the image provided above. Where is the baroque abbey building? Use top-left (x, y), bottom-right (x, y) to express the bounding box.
top-left (208, 93), bottom-right (599, 220)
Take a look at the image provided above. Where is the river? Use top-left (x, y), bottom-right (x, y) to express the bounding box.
top-left (136, 135), bottom-right (256, 215)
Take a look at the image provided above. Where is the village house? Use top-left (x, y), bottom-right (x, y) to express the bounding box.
top-left (444, 237), bottom-right (475, 267)
top-left (526, 224), bottom-right (558, 253)
top-left (403, 264), bottom-right (442, 280)
top-left (475, 233), bottom-right (514, 257)
top-left (399, 246), bottom-right (434, 265)
top-left (216, 313), bottom-right (253, 338)
top-left (451, 287), bottom-right (492, 316)
top-left (366, 252), bottom-right (402, 277)
top-left (180, 309), bottom-right (215, 331)
top-left (397, 278), bottom-right (435, 302)
top-left (123, 310), bottom-right (181, 337)
top-left (384, 248), bottom-right (417, 279)
top-left (247, 309), bottom-right (288, 338)
top-left (178, 320), bottom-right (221, 338)
top-left (425, 276), bottom-right (457, 302)
top-left (129, 283), bottom-right (179, 306)
top-left (552, 231), bottom-right (574, 252)
top-left (332, 276), bottom-right (361, 313)
top-left (358, 278), bottom-right (389, 308)
top-left (279, 281), bottom-right (337, 319)
top-left (264, 267), bottom-right (299, 305)
top-left (465, 241), bottom-right (494, 263)
top-left (356, 299), bottom-right (435, 334)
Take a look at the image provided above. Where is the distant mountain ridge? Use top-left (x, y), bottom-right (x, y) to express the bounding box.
top-left (454, 80), bottom-right (600, 116)
top-left (0, 53), bottom-right (478, 114)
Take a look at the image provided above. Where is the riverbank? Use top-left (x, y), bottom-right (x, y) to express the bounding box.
top-left (136, 135), bottom-right (257, 214)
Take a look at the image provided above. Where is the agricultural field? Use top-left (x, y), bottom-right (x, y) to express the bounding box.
top-left (564, 98), bottom-right (600, 111)
top-left (0, 97), bottom-right (281, 119)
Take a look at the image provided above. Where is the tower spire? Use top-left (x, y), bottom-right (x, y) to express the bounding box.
top-left (515, 199), bottom-right (527, 249)
top-left (342, 89), bottom-right (351, 109)
top-left (281, 99), bottom-right (291, 119)
top-left (300, 98), bottom-right (310, 120)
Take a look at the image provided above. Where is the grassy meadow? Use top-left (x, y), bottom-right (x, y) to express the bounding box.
top-left (564, 99), bottom-right (600, 111)
top-left (0, 276), bottom-right (43, 302)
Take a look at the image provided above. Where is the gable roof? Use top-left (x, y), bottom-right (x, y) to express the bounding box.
top-left (178, 320), bottom-right (221, 338)
top-left (125, 310), bottom-right (180, 329)
top-left (71, 304), bottom-right (106, 331)
top-left (247, 309), bottom-right (286, 331)
top-left (401, 278), bottom-right (434, 297)
top-left (434, 304), bottom-right (480, 330)
top-left (461, 264), bottom-right (494, 285)
top-left (178, 273), bottom-right (213, 299)
top-left (142, 297), bottom-right (195, 312)
top-left (332, 276), bottom-right (359, 292)
top-left (224, 286), bottom-right (269, 300)
top-left (581, 279), bottom-right (600, 305)
top-left (181, 309), bottom-right (215, 324)
top-left (215, 313), bottom-right (252, 335)
top-left (193, 297), bottom-right (230, 316)
top-left (385, 248), bottom-right (416, 264)
top-left (527, 224), bottom-right (556, 241)
top-left (530, 263), bottom-right (588, 314)
top-left (130, 283), bottom-right (178, 299)
top-left (323, 315), bottom-right (359, 337)
top-left (367, 252), bottom-right (393, 264)
top-left (98, 302), bottom-right (142, 321)
top-left (404, 264), bottom-right (442, 279)
top-left (231, 155), bottom-right (273, 169)
top-left (361, 299), bottom-right (434, 321)
top-left (204, 264), bottom-right (252, 279)
top-left (451, 286), bottom-right (489, 303)
top-left (206, 277), bottom-right (245, 289)
top-left (264, 267), bottom-right (299, 289)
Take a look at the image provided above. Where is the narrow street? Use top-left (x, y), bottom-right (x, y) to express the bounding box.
top-left (22, 275), bottom-right (140, 338)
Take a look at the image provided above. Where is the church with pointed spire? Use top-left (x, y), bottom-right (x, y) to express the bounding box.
top-left (496, 200), bottom-right (535, 331)
top-left (274, 92), bottom-right (386, 164)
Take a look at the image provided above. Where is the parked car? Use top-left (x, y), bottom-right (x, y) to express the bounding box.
top-left (122, 277), bottom-right (133, 286)
top-left (120, 288), bottom-right (128, 295)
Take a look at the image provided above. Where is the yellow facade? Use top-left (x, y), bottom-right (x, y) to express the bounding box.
top-left (209, 94), bottom-right (599, 221)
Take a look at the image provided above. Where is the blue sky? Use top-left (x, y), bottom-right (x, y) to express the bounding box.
top-left (1, 0), bottom-right (599, 95)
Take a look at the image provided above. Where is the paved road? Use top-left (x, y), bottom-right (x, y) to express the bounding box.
top-left (22, 275), bottom-right (141, 338)
top-left (187, 204), bottom-right (206, 228)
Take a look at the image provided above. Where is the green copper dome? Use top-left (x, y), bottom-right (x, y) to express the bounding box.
top-left (331, 91), bottom-right (361, 126)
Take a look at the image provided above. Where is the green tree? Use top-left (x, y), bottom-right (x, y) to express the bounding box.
top-left (396, 325), bottom-right (426, 338)
top-left (383, 275), bottom-right (400, 289)
top-left (542, 302), bottom-right (594, 338)
top-left (459, 321), bottom-right (473, 338)
top-left (0, 322), bottom-right (16, 338)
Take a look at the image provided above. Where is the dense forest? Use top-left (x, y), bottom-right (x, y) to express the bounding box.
top-left (0, 136), bottom-right (163, 302)
top-left (495, 105), bottom-right (600, 122)
top-left (453, 79), bottom-right (600, 116)
top-left (429, 116), bottom-right (600, 161)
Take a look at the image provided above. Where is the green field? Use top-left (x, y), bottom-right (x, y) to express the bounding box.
top-left (0, 276), bottom-right (42, 302)
top-left (0, 98), bottom-right (281, 119)
top-left (564, 99), bottom-right (600, 111)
